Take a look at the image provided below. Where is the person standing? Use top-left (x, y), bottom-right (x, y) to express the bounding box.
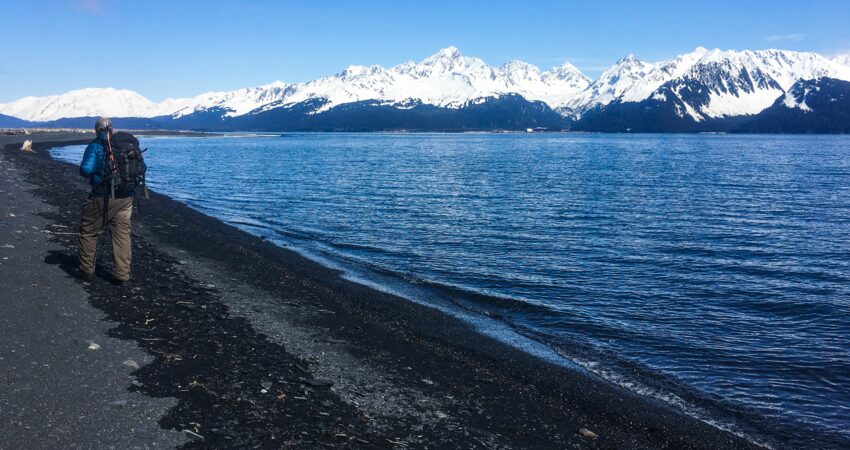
top-left (77, 117), bottom-right (138, 284)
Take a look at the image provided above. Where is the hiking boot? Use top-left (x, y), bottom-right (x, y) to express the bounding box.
top-left (111, 276), bottom-right (130, 286)
top-left (78, 270), bottom-right (93, 282)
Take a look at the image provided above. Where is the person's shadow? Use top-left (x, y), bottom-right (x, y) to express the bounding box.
top-left (44, 250), bottom-right (110, 281)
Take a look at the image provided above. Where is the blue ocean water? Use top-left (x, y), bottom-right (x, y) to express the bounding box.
top-left (52, 133), bottom-right (850, 448)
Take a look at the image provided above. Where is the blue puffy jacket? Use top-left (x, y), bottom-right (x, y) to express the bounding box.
top-left (79, 132), bottom-right (133, 198)
top-left (79, 132), bottom-right (108, 188)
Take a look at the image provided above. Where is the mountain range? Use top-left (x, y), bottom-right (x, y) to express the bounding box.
top-left (2, 47), bottom-right (850, 133)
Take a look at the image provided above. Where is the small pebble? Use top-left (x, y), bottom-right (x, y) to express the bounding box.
top-left (579, 428), bottom-right (598, 439)
top-left (123, 359), bottom-right (140, 370)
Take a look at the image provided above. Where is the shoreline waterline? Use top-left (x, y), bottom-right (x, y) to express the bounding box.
top-left (245, 225), bottom-right (776, 449)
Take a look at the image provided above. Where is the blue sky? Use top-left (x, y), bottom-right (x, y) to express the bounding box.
top-left (2, 0), bottom-right (849, 102)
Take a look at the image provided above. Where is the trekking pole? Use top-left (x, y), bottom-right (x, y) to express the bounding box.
top-left (141, 148), bottom-right (150, 199)
top-left (102, 131), bottom-right (119, 228)
top-left (135, 194), bottom-right (143, 216)
top-left (105, 132), bottom-right (118, 199)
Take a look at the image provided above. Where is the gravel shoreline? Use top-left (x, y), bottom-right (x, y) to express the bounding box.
top-left (0, 133), bottom-right (765, 449)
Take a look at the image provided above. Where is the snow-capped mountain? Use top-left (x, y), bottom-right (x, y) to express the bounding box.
top-left (0, 47), bottom-right (590, 121)
top-left (567, 54), bottom-right (654, 112)
top-left (164, 47), bottom-right (850, 122)
top-left (616, 48), bottom-right (714, 104)
top-left (575, 48), bottom-right (850, 119)
top-left (654, 49), bottom-right (789, 120)
top-left (0, 88), bottom-right (158, 122)
top-left (154, 81), bottom-right (293, 118)
top-left (2, 46), bottom-right (850, 133)
top-left (573, 47), bottom-right (850, 131)
top-left (222, 46), bottom-right (590, 114)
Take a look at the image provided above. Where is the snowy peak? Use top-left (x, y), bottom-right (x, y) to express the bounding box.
top-left (432, 46), bottom-right (462, 60)
top-left (617, 47), bottom-right (712, 103)
top-left (417, 46), bottom-right (491, 76)
top-left (612, 55), bottom-right (655, 79)
top-left (0, 88), bottom-right (157, 122)
top-left (339, 65), bottom-right (385, 79)
top-left (500, 60), bottom-right (542, 82)
top-left (568, 54), bottom-right (654, 111)
top-left (611, 54), bottom-right (649, 70)
top-left (500, 60), bottom-right (588, 90)
top-left (548, 61), bottom-right (588, 81)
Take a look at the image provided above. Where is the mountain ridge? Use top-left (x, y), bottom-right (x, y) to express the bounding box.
top-left (3, 47), bottom-right (850, 133)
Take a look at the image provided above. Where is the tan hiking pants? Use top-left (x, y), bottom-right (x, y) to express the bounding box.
top-left (78, 196), bottom-right (133, 281)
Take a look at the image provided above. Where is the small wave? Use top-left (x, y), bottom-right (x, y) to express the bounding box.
top-left (551, 346), bottom-right (776, 449)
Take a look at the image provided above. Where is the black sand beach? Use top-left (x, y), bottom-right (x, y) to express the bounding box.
top-left (0, 132), bottom-right (764, 449)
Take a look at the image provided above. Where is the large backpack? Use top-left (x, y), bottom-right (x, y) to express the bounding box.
top-left (104, 131), bottom-right (147, 194)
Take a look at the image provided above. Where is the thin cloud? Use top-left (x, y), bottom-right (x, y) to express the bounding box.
top-left (74, 0), bottom-right (105, 15)
top-left (765, 33), bottom-right (805, 42)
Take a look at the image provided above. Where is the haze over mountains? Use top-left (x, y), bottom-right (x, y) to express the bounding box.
top-left (2, 47), bottom-right (850, 132)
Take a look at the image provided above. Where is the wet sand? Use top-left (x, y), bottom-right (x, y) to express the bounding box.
top-left (0, 133), bottom-right (764, 448)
